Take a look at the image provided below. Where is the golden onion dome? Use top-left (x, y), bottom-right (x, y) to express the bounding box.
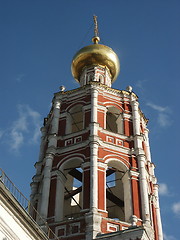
top-left (71, 39), bottom-right (120, 83)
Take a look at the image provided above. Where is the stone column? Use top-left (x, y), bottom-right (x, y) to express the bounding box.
top-left (85, 86), bottom-right (101, 240)
top-left (48, 99), bottom-right (61, 147)
top-left (154, 184), bottom-right (163, 240)
top-left (144, 128), bottom-right (152, 163)
top-left (38, 126), bottom-right (47, 163)
top-left (51, 100), bottom-right (61, 134)
top-left (122, 171), bottom-right (133, 222)
top-left (131, 97), bottom-right (150, 224)
top-left (55, 171), bottom-right (66, 221)
top-left (39, 153), bottom-right (54, 220)
top-left (91, 88), bottom-right (98, 124)
top-left (131, 100), bottom-right (140, 135)
top-left (90, 142), bottom-right (98, 211)
top-left (90, 87), bottom-right (98, 211)
top-left (138, 154), bottom-right (150, 223)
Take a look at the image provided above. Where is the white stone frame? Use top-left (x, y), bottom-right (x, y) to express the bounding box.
top-left (105, 106), bottom-right (124, 135)
top-left (55, 156), bottom-right (84, 222)
top-left (106, 136), bottom-right (114, 144)
top-left (65, 104), bottom-right (84, 135)
top-left (69, 222), bottom-right (80, 235)
top-left (105, 157), bottom-right (133, 223)
top-left (74, 136), bottom-right (82, 144)
top-left (116, 139), bottom-right (123, 146)
top-left (65, 138), bottom-right (73, 146)
top-left (55, 225), bottom-right (66, 237)
top-left (107, 222), bottom-right (119, 232)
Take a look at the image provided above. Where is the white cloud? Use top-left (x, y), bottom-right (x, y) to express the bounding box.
top-left (10, 129), bottom-right (24, 151)
top-left (8, 104), bottom-right (41, 151)
top-left (23, 105), bottom-right (41, 144)
top-left (159, 183), bottom-right (169, 196)
top-left (164, 232), bottom-right (177, 240)
top-left (158, 112), bottom-right (171, 127)
top-left (146, 102), bottom-right (167, 112)
top-left (172, 202), bottom-right (180, 217)
top-left (146, 102), bottom-right (172, 127)
top-left (136, 79), bottom-right (147, 91)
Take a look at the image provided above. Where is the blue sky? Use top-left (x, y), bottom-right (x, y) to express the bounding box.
top-left (0, 1), bottom-right (179, 239)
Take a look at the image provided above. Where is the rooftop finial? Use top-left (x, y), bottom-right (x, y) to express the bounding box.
top-left (92, 15), bottom-right (100, 44)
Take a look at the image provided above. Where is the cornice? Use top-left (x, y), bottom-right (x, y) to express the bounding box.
top-left (54, 81), bottom-right (138, 99)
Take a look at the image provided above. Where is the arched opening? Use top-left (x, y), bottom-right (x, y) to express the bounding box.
top-left (67, 104), bottom-right (83, 134)
top-left (56, 158), bottom-right (84, 221)
top-left (106, 107), bottom-right (124, 134)
top-left (63, 166), bottom-right (83, 219)
top-left (106, 165), bottom-right (125, 221)
top-left (105, 158), bottom-right (133, 223)
top-left (98, 74), bottom-right (104, 84)
top-left (88, 74), bottom-right (94, 82)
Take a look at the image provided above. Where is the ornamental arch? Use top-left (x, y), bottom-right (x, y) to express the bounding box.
top-left (105, 106), bottom-right (124, 134)
top-left (105, 157), bottom-right (133, 222)
top-left (56, 156), bottom-right (84, 220)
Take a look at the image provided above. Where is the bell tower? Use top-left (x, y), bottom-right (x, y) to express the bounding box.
top-left (30, 17), bottom-right (163, 240)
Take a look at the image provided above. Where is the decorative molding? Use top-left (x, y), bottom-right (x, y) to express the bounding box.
top-left (106, 136), bottom-right (114, 144)
top-left (74, 136), bottom-right (82, 144)
top-left (55, 225), bottom-right (66, 237)
top-left (65, 138), bottom-right (73, 146)
top-left (107, 222), bottom-right (119, 232)
top-left (116, 139), bottom-right (123, 146)
top-left (69, 222), bottom-right (80, 235)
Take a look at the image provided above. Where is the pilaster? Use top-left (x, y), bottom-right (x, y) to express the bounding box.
top-left (39, 153), bottom-right (54, 221)
top-left (137, 154), bottom-right (150, 224)
top-left (153, 184), bottom-right (163, 240)
top-left (85, 212), bottom-right (102, 240)
top-left (55, 170), bottom-right (67, 221)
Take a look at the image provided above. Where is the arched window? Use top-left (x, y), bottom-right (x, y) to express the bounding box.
top-left (67, 105), bottom-right (83, 134)
top-left (106, 107), bottom-right (124, 134)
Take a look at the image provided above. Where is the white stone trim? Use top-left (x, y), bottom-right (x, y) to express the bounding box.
top-left (144, 128), bottom-right (152, 163)
top-left (131, 99), bottom-right (140, 136)
top-left (122, 113), bottom-right (132, 119)
top-left (74, 136), bottom-right (82, 144)
top-left (69, 222), bottom-right (80, 235)
top-left (130, 170), bottom-right (140, 177)
top-left (81, 162), bottom-right (90, 169)
top-left (99, 140), bottom-right (131, 156)
top-left (153, 184), bottom-right (163, 240)
top-left (116, 139), bottom-right (123, 146)
top-left (107, 223), bottom-right (119, 232)
top-left (90, 142), bottom-right (98, 211)
top-left (39, 153), bottom-right (53, 220)
top-left (97, 162), bottom-right (107, 169)
top-left (65, 138), bottom-right (73, 146)
top-left (101, 128), bottom-right (129, 140)
top-left (83, 105), bottom-right (91, 111)
top-left (122, 171), bottom-right (133, 222)
top-left (138, 154), bottom-right (150, 223)
top-left (106, 136), bottom-right (114, 144)
top-left (55, 172), bottom-right (66, 221)
top-left (55, 225), bottom-right (66, 237)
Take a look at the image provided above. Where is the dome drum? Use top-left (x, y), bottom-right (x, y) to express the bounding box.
top-left (79, 65), bottom-right (112, 87)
